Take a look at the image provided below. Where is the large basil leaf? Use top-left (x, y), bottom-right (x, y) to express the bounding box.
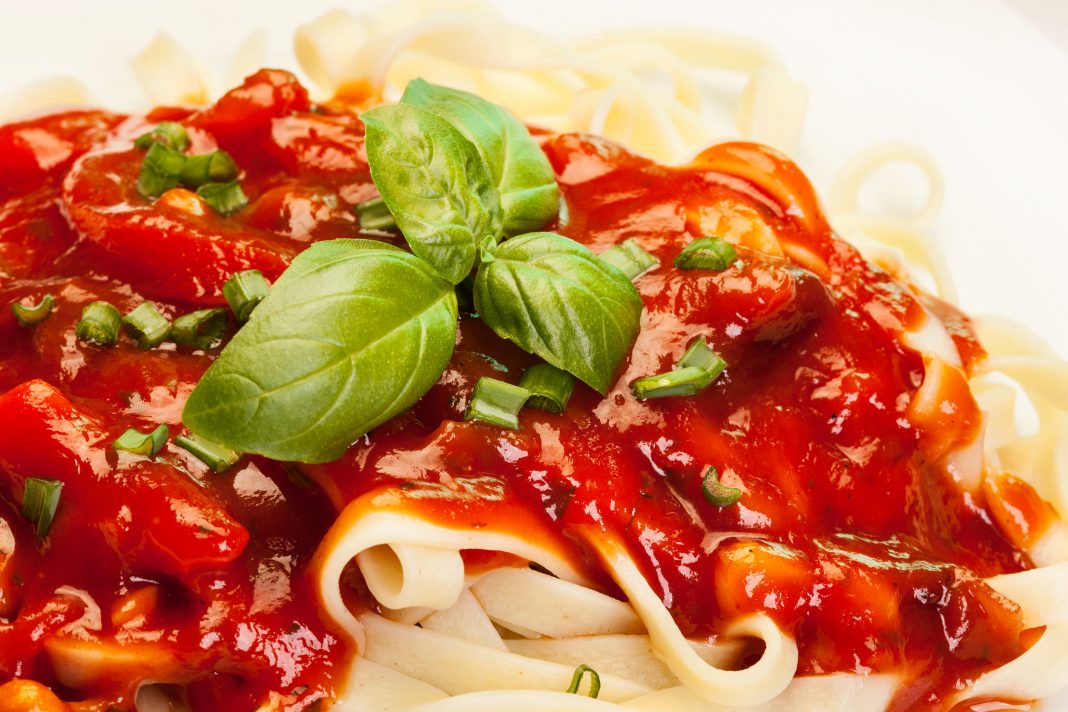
top-left (182, 239), bottom-right (458, 463)
top-left (474, 232), bottom-right (643, 394)
top-left (402, 79), bottom-right (559, 237)
top-left (362, 104), bottom-right (501, 284)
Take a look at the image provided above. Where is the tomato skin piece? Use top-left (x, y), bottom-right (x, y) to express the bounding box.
top-left (190, 68), bottom-right (311, 170)
top-left (0, 380), bottom-right (249, 580)
top-left (62, 146), bottom-right (298, 304)
top-left (0, 110), bottom-right (123, 197)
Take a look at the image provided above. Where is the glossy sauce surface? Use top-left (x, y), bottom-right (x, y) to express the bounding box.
top-left (0, 70), bottom-right (1036, 711)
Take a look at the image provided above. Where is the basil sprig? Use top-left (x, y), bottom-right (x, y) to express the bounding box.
top-left (184, 79), bottom-right (642, 462)
top-left (183, 240), bottom-right (458, 463)
top-left (362, 104), bottom-right (501, 284)
top-left (474, 233), bottom-right (642, 395)
top-left (366, 80), bottom-right (641, 394)
top-left (401, 79), bottom-right (560, 237)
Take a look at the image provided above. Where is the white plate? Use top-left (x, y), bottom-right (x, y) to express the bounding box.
top-left (1, 0), bottom-right (1066, 708)
top-left (1, 0), bottom-right (1065, 354)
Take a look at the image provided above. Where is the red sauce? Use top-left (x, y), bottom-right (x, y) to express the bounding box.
top-left (0, 69), bottom-right (1043, 710)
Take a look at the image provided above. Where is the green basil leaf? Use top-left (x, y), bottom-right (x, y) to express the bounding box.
top-left (182, 239), bottom-right (458, 463)
top-left (401, 79), bottom-right (559, 236)
top-left (362, 103), bottom-right (501, 285)
top-left (473, 232), bottom-right (643, 395)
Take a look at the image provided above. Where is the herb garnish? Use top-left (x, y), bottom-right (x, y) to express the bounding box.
top-left (183, 80), bottom-right (644, 462)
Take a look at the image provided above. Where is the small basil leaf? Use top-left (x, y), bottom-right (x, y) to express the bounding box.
top-left (362, 103), bottom-right (501, 284)
top-left (182, 239), bottom-right (458, 463)
top-left (402, 79), bottom-right (559, 236)
top-left (473, 232), bottom-right (643, 395)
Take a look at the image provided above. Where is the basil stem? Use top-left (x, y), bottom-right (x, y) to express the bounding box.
top-left (134, 121), bottom-right (189, 151)
top-left (356, 196), bottom-right (397, 231)
top-left (180, 150), bottom-right (239, 187)
top-left (136, 141), bottom-right (187, 198)
top-left (223, 270), bottom-right (270, 323)
top-left (11, 294), bottom-right (54, 327)
top-left (465, 377), bottom-right (530, 430)
top-left (675, 236), bottom-right (737, 271)
top-left (174, 433), bottom-right (240, 473)
top-left (76, 301), bottom-right (122, 346)
top-left (566, 664), bottom-right (601, 698)
top-left (676, 336), bottom-right (726, 377)
top-left (172, 308), bottom-right (229, 350)
top-left (113, 424), bottom-right (170, 457)
top-left (519, 363), bottom-right (574, 414)
top-left (197, 180), bottom-right (248, 216)
top-left (599, 239), bottom-right (657, 280)
top-left (631, 366), bottom-right (719, 400)
top-left (21, 477), bottom-right (63, 540)
top-left (701, 466), bottom-right (742, 507)
top-left (123, 301), bottom-right (171, 349)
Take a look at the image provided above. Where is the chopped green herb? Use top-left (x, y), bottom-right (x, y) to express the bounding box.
top-left (76, 301), bottom-right (122, 346)
top-left (11, 294), bottom-right (53, 327)
top-left (172, 308), bottom-right (228, 350)
top-left (222, 270), bottom-right (270, 323)
top-left (465, 377), bottom-right (530, 430)
top-left (21, 478), bottom-right (63, 539)
top-left (136, 141), bottom-right (188, 198)
top-left (197, 180), bottom-right (248, 216)
top-left (179, 150), bottom-right (239, 187)
top-left (630, 366), bottom-right (719, 400)
top-left (122, 301), bottom-right (171, 349)
top-left (134, 121), bottom-right (189, 151)
top-left (113, 424), bottom-right (170, 457)
top-left (174, 433), bottom-right (240, 472)
top-left (356, 196), bottom-right (397, 231)
top-left (676, 336), bottom-right (726, 377)
top-left (599, 238), bottom-right (657, 280)
top-left (566, 664), bottom-right (601, 698)
top-left (519, 363), bottom-right (574, 414)
top-left (701, 466), bottom-right (742, 507)
top-left (675, 236), bottom-right (737, 271)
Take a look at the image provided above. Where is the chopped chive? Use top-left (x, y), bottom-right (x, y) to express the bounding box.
top-left (174, 433), bottom-right (239, 472)
top-left (465, 377), bottom-right (530, 430)
top-left (172, 308), bottom-right (228, 350)
top-left (75, 301), bottom-right (122, 346)
top-left (113, 424), bottom-right (170, 457)
top-left (134, 121), bottom-right (189, 151)
top-left (519, 363), bottom-right (574, 414)
top-left (11, 294), bottom-right (54, 327)
top-left (356, 196), bottom-right (397, 231)
top-left (566, 664), bottom-right (601, 698)
top-left (701, 466), bottom-right (742, 507)
top-left (197, 180), bottom-right (248, 216)
top-left (136, 141), bottom-right (188, 198)
top-left (21, 477), bottom-right (63, 539)
top-left (180, 150), bottom-right (239, 187)
top-left (222, 270), bottom-right (270, 323)
top-left (630, 366), bottom-right (719, 400)
top-left (675, 236), bottom-right (737, 271)
top-left (599, 238), bottom-right (657, 280)
top-left (676, 336), bottom-right (727, 377)
top-left (122, 301), bottom-right (171, 349)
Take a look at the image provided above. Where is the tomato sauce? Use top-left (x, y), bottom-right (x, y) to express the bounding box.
top-left (0, 69), bottom-right (1040, 711)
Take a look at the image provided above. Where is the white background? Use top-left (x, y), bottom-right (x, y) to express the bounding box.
top-left (0, 0), bottom-right (1066, 355)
